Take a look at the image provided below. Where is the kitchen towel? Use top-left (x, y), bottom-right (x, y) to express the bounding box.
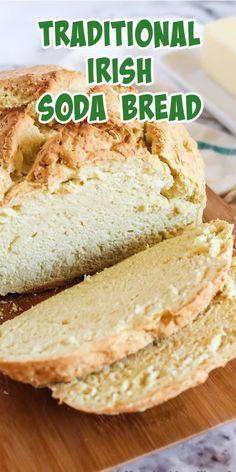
top-left (187, 122), bottom-right (236, 209)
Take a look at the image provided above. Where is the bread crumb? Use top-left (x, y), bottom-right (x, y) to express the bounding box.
top-left (84, 274), bottom-right (91, 282)
top-left (11, 303), bottom-right (18, 313)
top-left (222, 274), bottom-right (236, 299)
top-left (169, 285), bottom-right (179, 296)
top-left (208, 334), bottom-right (222, 353)
top-left (209, 238), bottom-right (221, 257)
top-left (134, 304), bottom-right (144, 316)
top-left (68, 336), bottom-right (78, 344)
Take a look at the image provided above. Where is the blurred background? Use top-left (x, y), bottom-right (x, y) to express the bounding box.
top-left (0, 1), bottom-right (235, 67)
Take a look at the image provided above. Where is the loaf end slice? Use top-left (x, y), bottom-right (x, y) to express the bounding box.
top-left (0, 220), bottom-right (233, 386)
top-left (51, 258), bottom-right (236, 414)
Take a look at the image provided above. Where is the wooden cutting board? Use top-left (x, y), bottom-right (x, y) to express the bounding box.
top-left (0, 187), bottom-right (235, 472)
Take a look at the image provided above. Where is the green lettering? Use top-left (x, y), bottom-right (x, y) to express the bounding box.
top-left (71, 21), bottom-right (86, 47)
top-left (137, 58), bottom-right (152, 84)
top-left (112, 58), bottom-right (119, 84)
top-left (104, 21), bottom-right (111, 46)
top-left (96, 57), bottom-right (112, 84)
top-left (111, 21), bottom-right (126, 46)
top-left (87, 58), bottom-right (94, 84)
top-left (139, 94), bottom-right (154, 120)
top-left (74, 95), bottom-right (89, 121)
top-left (135, 19), bottom-right (153, 48)
top-left (38, 20), bottom-right (53, 47)
top-left (186, 94), bottom-right (203, 120)
top-left (154, 93), bottom-right (168, 119)
top-left (55, 20), bottom-right (70, 47)
top-left (120, 57), bottom-right (135, 85)
top-left (188, 21), bottom-right (201, 46)
top-left (87, 20), bottom-right (103, 46)
top-left (127, 21), bottom-right (134, 46)
top-left (121, 94), bottom-right (137, 121)
top-left (154, 21), bottom-right (169, 48)
top-left (169, 94), bottom-right (185, 121)
top-left (55, 93), bottom-right (73, 122)
top-left (171, 21), bottom-right (187, 47)
top-left (36, 93), bottom-right (54, 123)
top-left (89, 94), bottom-right (107, 122)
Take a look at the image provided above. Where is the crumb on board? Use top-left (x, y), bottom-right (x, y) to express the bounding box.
top-left (11, 303), bottom-right (18, 313)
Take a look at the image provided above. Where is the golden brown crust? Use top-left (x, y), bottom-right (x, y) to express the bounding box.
top-left (0, 65), bottom-right (205, 206)
top-left (0, 65), bottom-right (85, 201)
top-left (1, 273), bottom-right (81, 295)
top-left (51, 260), bottom-right (236, 414)
top-left (0, 263), bottom-right (228, 386)
top-left (0, 106), bottom-right (37, 169)
top-left (0, 65), bottom-right (86, 108)
top-left (28, 122), bottom-right (148, 189)
top-left (145, 122), bottom-right (205, 200)
top-left (27, 83), bottom-right (145, 189)
top-left (0, 106), bottom-right (45, 200)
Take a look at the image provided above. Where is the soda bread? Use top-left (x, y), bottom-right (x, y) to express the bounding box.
top-left (0, 220), bottom-right (232, 385)
top-left (51, 258), bottom-right (236, 414)
top-left (0, 65), bottom-right (206, 295)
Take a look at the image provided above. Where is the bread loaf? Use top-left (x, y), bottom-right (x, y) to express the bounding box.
top-left (51, 258), bottom-right (236, 414)
top-left (0, 65), bottom-right (205, 295)
top-left (0, 220), bottom-right (232, 385)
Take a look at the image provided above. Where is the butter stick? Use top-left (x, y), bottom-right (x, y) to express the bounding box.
top-left (202, 16), bottom-right (236, 98)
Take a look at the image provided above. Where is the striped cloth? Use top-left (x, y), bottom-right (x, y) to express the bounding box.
top-left (187, 123), bottom-right (236, 210)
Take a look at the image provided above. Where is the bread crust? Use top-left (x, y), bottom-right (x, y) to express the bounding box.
top-left (0, 263), bottom-right (229, 386)
top-left (0, 105), bottom-right (45, 200)
top-left (0, 65), bottom-right (205, 206)
top-left (51, 260), bottom-right (236, 414)
top-left (0, 65), bottom-right (86, 107)
top-left (0, 106), bottom-right (29, 168)
top-left (55, 355), bottom-right (233, 415)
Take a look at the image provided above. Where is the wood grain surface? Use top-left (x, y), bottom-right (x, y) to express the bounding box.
top-left (0, 187), bottom-right (235, 472)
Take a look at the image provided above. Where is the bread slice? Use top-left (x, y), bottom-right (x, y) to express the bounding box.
top-left (0, 66), bottom-right (206, 295)
top-left (51, 258), bottom-right (236, 415)
top-left (0, 220), bottom-right (233, 385)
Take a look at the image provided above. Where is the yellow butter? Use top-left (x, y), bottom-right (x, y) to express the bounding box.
top-left (202, 16), bottom-right (236, 98)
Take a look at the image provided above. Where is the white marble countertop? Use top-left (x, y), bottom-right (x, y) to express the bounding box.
top-left (0, 2), bottom-right (235, 471)
top-left (115, 421), bottom-right (236, 472)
